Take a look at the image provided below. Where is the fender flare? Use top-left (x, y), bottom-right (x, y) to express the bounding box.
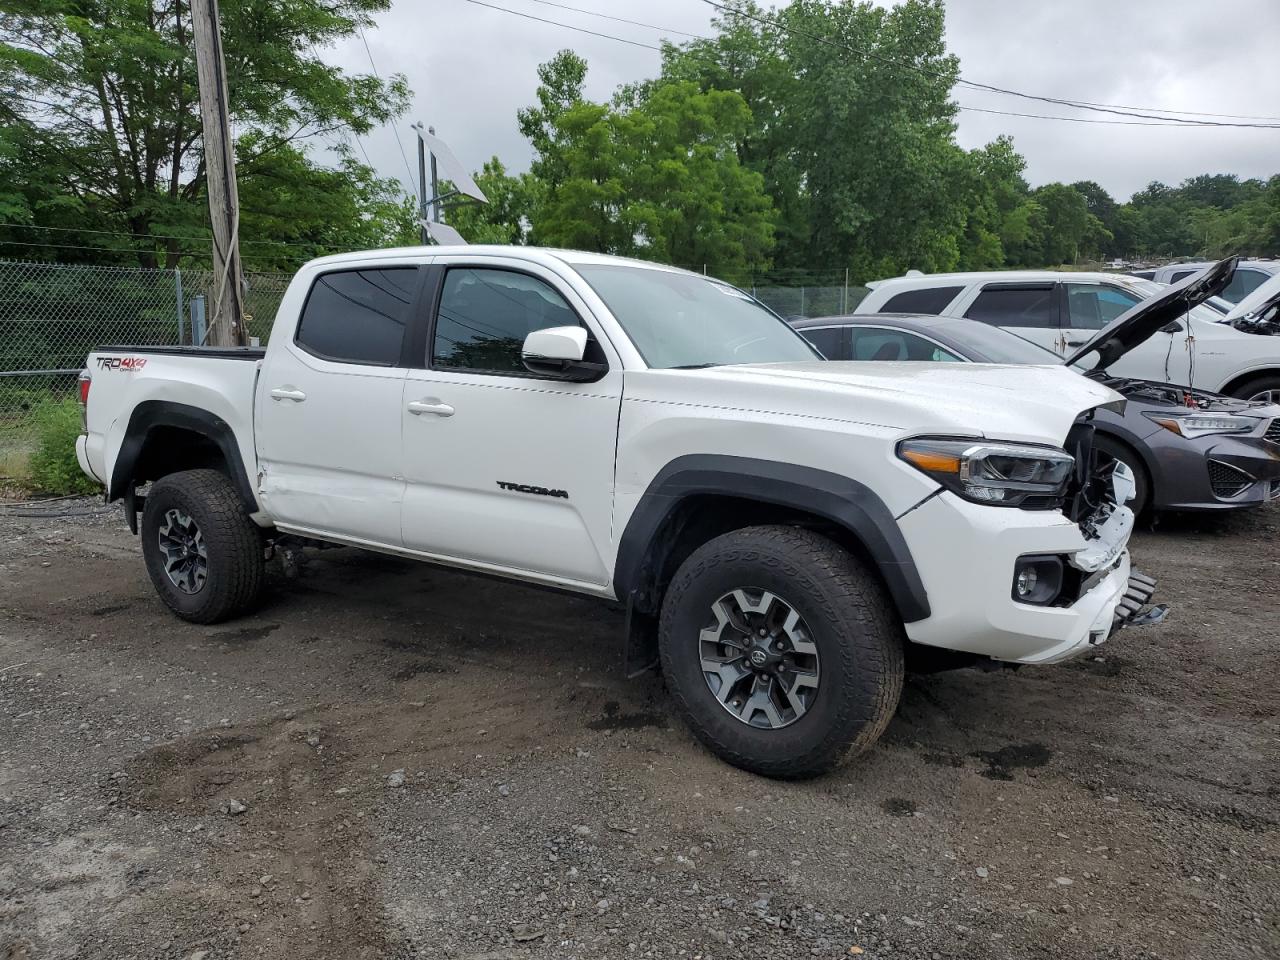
top-left (613, 454), bottom-right (931, 623)
top-left (108, 400), bottom-right (256, 509)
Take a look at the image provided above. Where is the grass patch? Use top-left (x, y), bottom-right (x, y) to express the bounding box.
top-left (26, 398), bottom-right (100, 495)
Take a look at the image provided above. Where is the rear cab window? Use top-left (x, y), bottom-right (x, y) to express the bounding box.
top-left (296, 267), bottom-right (419, 365)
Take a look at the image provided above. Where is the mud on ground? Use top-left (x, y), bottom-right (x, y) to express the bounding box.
top-left (0, 502), bottom-right (1276, 959)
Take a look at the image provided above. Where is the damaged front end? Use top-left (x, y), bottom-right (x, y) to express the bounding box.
top-left (1061, 418), bottom-right (1168, 636)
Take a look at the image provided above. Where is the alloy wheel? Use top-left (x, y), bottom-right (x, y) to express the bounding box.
top-left (699, 588), bottom-right (821, 729)
top-left (158, 508), bottom-right (208, 594)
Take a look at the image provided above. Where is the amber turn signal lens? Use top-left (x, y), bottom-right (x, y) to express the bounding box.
top-left (900, 449), bottom-right (961, 474)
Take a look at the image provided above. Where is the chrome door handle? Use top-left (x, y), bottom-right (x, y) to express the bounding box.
top-left (407, 398), bottom-right (455, 417)
top-left (269, 386), bottom-right (307, 402)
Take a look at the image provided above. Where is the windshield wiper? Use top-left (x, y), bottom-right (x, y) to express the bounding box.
top-left (669, 362), bottom-right (723, 370)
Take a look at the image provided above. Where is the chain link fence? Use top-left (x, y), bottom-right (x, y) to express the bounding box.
top-left (0, 260), bottom-right (289, 473)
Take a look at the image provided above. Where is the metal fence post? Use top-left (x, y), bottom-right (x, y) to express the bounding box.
top-left (190, 295), bottom-right (207, 346)
top-left (175, 267), bottom-right (185, 344)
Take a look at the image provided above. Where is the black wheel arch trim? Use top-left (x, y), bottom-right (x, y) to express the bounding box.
top-left (108, 401), bottom-right (257, 510)
top-left (614, 454), bottom-right (931, 623)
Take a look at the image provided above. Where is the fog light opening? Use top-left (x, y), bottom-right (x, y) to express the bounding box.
top-left (1011, 556), bottom-right (1065, 605)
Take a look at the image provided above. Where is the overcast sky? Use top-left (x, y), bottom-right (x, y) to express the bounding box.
top-left (321, 0), bottom-right (1280, 203)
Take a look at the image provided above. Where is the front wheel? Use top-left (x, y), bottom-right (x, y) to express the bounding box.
top-left (140, 469), bottom-right (265, 624)
top-left (1229, 373), bottom-right (1280, 405)
top-left (659, 525), bottom-right (905, 779)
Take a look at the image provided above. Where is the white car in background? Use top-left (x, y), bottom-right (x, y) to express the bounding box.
top-left (1132, 260), bottom-right (1279, 303)
top-left (859, 261), bottom-right (1280, 401)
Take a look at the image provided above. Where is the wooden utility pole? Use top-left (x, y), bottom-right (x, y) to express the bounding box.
top-left (191, 0), bottom-right (247, 346)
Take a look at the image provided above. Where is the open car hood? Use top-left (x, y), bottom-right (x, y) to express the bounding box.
top-left (1224, 272), bottom-right (1280, 332)
top-left (1064, 256), bottom-right (1238, 370)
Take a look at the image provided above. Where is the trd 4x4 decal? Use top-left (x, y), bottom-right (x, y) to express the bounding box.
top-left (96, 356), bottom-right (148, 371)
top-left (496, 481), bottom-right (569, 499)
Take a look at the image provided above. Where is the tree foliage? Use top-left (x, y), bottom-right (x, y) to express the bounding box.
top-left (0, 0), bottom-right (416, 268)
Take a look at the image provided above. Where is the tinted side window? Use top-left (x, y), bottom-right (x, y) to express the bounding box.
top-left (296, 268), bottom-right (417, 365)
top-left (433, 268), bottom-right (581, 374)
top-left (1223, 268), bottom-right (1268, 303)
top-left (1065, 283), bottom-right (1141, 330)
top-left (1167, 269), bottom-right (1197, 283)
top-left (964, 286), bottom-right (1057, 329)
top-left (880, 285), bottom-right (963, 315)
top-left (800, 326), bottom-right (845, 359)
top-left (850, 328), bottom-right (963, 362)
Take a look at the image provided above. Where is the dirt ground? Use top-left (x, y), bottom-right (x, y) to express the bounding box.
top-left (0, 499), bottom-right (1276, 960)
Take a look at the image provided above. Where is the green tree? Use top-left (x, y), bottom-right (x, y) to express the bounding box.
top-left (0, 0), bottom-right (412, 267)
top-left (520, 56), bottom-right (776, 277)
top-left (444, 157), bottom-right (542, 245)
top-left (1033, 183), bottom-right (1109, 264)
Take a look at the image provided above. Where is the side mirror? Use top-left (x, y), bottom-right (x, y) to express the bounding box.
top-left (521, 326), bottom-right (607, 382)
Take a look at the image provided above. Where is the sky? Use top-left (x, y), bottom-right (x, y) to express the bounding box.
top-left (321, 0), bottom-right (1280, 204)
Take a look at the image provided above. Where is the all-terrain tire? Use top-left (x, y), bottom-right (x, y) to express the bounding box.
top-left (659, 525), bottom-right (905, 779)
top-left (140, 469), bottom-right (265, 624)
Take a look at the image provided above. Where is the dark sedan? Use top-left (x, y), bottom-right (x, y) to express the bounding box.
top-left (793, 312), bottom-right (1280, 516)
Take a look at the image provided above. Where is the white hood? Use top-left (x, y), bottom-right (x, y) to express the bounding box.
top-left (634, 361), bottom-right (1124, 446)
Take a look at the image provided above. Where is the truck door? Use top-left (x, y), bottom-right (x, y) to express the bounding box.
top-left (256, 263), bottom-right (424, 545)
top-left (400, 259), bottom-right (623, 588)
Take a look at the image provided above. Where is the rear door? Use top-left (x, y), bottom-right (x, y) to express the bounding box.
top-left (400, 257), bottom-right (623, 588)
top-left (256, 263), bottom-right (426, 545)
top-left (959, 282), bottom-right (1061, 353)
top-left (1062, 281), bottom-right (1188, 383)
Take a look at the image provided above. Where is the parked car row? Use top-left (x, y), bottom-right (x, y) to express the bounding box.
top-left (856, 264), bottom-right (1280, 402)
top-left (798, 258), bottom-right (1280, 518)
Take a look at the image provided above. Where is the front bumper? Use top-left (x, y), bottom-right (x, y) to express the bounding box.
top-left (1151, 432), bottom-right (1280, 511)
top-left (898, 488), bottom-right (1158, 665)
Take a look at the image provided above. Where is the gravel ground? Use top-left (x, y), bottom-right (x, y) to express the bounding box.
top-left (0, 499), bottom-right (1277, 960)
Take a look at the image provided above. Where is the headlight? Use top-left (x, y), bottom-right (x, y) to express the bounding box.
top-left (1143, 413), bottom-right (1255, 438)
top-left (897, 437), bottom-right (1075, 507)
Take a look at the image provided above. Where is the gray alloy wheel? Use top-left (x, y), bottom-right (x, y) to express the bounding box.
top-left (700, 587), bottom-right (821, 729)
top-left (157, 507), bottom-right (208, 594)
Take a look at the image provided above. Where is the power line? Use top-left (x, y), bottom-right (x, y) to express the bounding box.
top-left (0, 222), bottom-right (338, 251)
top-left (698, 0), bottom-right (1280, 129)
top-left (462, 0), bottom-right (661, 50)
top-left (356, 24), bottom-right (421, 199)
top-left (520, 0), bottom-right (704, 39)
top-left (454, 0), bottom-right (1264, 129)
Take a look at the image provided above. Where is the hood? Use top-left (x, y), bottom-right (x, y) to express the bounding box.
top-left (633, 361), bottom-right (1125, 446)
top-left (1064, 256), bottom-right (1238, 370)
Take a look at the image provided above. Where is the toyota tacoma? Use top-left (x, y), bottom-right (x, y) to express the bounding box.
top-left (76, 246), bottom-right (1162, 778)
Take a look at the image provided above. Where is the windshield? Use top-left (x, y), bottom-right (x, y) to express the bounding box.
top-left (576, 264), bottom-right (819, 369)
top-left (930, 319), bottom-right (1062, 364)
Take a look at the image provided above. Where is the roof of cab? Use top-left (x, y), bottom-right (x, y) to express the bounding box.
top-left (300, 244), bottom-right (702, 277)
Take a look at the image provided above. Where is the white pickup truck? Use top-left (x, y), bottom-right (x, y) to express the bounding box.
top-left (77, 246), bottom-right (1162, 778)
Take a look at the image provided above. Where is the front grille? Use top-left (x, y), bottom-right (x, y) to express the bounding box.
top-left (1207, 459), bottom-right (1255, 499)
top-left (1266, 418), bottom-right (1280, 445)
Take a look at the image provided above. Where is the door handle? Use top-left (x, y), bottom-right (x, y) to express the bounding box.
top-left (269, 386), bottom-right (307, 402)
top-left (407, 398), bottom-right (455, 417)
top-left (1065, 339), bottom-right (1085, 347)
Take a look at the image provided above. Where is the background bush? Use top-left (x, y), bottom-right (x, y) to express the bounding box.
top-left (27, 398), bottom-right (100, 495)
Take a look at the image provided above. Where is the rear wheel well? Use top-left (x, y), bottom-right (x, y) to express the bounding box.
top-left (1219, 369), bottom-right (1280, 399)
top-left (628, 494), bottom-right (890, 617)
top-left (131, 426), bottom-right (232, 488)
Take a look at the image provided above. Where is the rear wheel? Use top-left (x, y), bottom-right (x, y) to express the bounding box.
top-left (1095, 435), bottom-right (1150, 518)
top-left (141, 469), bottom-right (265, 624)
top-left (659, 525), bottom-right (904, 779)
